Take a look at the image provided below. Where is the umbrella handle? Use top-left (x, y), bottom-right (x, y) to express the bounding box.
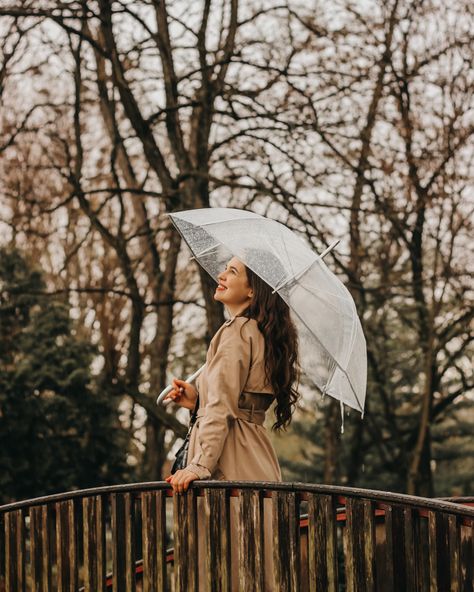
top-left (156, 364), bottom-right (206, 405)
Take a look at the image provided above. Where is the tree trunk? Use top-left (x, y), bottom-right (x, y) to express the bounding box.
top-left (199, 267), bottom-right (225, 344)
top-left (323, 399), bottom-right (341, 484)
top-left (346, 416), bottom-right (365, 485)
top-left (407, 343), bottom-right (434, 495)
top-left (417, 430), bottom-right (434, 497)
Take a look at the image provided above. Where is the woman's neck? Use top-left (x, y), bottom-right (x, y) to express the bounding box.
top-left (226, 303), bottom-right (250, 319)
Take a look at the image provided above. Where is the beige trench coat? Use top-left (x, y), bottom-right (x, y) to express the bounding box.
top-left (185, 315), bottom-right (281, 591)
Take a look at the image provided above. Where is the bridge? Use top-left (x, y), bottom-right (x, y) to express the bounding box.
top-left (0, 481), bottom-right (473, 591)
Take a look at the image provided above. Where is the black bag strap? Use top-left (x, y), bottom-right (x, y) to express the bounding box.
top-left (187, 397), bottom-right (200, 433)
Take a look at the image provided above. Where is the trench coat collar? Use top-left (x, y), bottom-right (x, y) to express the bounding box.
top-left (223, 311), bottom-right (250, 327)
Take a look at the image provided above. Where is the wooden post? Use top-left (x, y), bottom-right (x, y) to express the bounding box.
top-left (111, 492), bottom-right (136, 592)
top-left (344, 497), bottom-right (376, 592)
top-left (238, 488), bottom-right (264, 591)
top-left (173, 489), bottom-right (198, 592)
top-left (428, 510), bottom-right (450, 592)
top-left (4, 509), bottom-right (25, 592)
top-left (83, 495), bottom-right (106, 592)
top-left (273, 490), bottom-right (300, 592)
top-left (141, 490), bottom-right (168, 592)
top-left (29, 505), bottom-right (53, 592)
top-left (459, 520), bottom-right (474, 592)
top-left (448, 514), bottom-right (462, 592)
top-left (55, 500), bottom-right (78, 592)
top-left (205, 488), bottom-right (231, 592)
top-left (402, 507), bottom-right (423, 592)
top-left (307, 493), bottom-right (338, 592)
top-left (384, 504), bottom-right (408, 592)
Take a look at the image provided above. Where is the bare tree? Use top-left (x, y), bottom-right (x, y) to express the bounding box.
top-left (0, 0), bottom-right (472, 492)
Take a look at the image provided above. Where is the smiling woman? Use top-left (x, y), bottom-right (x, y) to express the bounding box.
top-left (164, 255), bottom-right (300, 591)
top-left (214, 256), bottom-right (255, 314)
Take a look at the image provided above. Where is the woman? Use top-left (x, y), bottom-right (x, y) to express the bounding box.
top-left (165, 254), bottom-right (299, 590)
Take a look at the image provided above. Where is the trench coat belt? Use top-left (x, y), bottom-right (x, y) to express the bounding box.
top-left (196, 406), bottom-right (266, 426)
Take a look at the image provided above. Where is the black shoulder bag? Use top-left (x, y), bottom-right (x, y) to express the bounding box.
top-left (171, 399), bottom-right (199, 474)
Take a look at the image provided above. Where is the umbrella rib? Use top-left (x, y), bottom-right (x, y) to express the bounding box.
top-left (187, 213), bottom-right (262, 227)
top-left (271, 240), bottom-right (340, 294)
top-left (190, 242), bottom-right (220, 259)
top-left (279, 227), bottom-right (303, 287)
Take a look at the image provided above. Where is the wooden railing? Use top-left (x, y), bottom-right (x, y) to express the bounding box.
top-left (0, 481), bottom-right (473, 591)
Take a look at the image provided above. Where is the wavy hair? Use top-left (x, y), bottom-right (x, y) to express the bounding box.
top-left (243, 265), bottom-right (300, 431)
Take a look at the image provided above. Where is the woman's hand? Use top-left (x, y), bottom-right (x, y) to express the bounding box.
top-left (165, 468), bottom-right (199, 493)
top-left (163, 378), bottom-right (198, 410)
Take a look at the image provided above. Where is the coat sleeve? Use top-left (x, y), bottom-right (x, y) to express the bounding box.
top-left (186, 319), bottom-right (252, 478)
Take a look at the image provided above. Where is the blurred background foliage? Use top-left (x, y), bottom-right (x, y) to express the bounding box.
top-left (0, 248), bottom-right (131, 502)
top-left (0, 0), bottom-right (472, 503)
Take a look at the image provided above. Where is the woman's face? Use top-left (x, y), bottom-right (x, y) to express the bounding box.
top-left (215, 256), bottom-right (253, 310)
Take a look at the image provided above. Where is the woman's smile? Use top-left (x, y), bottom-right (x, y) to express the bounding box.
top-left (214, 257), bottom-right (253, 316)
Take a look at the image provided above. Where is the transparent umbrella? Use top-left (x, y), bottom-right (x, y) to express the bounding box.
top-left (158, 207), bottom-right (367, 427)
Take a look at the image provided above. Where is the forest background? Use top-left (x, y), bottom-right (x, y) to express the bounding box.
top-left (0, 0), bottom-right (472, 504)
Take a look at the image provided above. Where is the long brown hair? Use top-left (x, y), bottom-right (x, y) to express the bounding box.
top-left (244, 266), bottom-right (300, 431)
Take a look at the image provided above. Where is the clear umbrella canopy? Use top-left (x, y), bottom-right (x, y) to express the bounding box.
top-left (169, 208), bottom-right (367, 415)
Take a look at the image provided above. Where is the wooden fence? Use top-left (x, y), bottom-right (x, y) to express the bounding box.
top-left (0, 481), bottom-right (473, 591)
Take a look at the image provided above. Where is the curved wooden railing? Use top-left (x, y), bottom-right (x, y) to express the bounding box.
top-left (0, 481), bottom-right (473, 591)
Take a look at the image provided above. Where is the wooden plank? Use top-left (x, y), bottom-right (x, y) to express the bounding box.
top-left (222, 490), bottom-right (231, 592)
top-left (428, 510), bottom-right (450, 592)
top-left (363, 499), bottom-right (376, 591)
top-left (83, 496), bottom-right (97, 592)
top-left (428, 510), bottom-right (438, 592)
top-left (460, 521), bottom-right (473, 592)
top-left (111, 493), bottom-right (136, 592)
top-left (29, 507), bottom-right (41, 590)
top-left (83, 495), bottom-right (107, 592)
top-left (4, 510), bottom-right (25, 592)
top-left (204, 488), bottom-right (231, 592)
top-left (40, 505), bottom-right (53, 591)
top-left (96, 495), bottom-right (107, 589)
top-left (124, 494), bottom-right (136, 592)
top-left (344, 498), bottom-right (360, 592)
top-left (384, 504), bottom-right (406, 592)
top-left (403, 507), bottom-right (421, 592)
top-left (299, 518), bottom-right (308, 592)
top-left (30, 506), bottom-right (47, 592)
top-left (238, 489), bottom-right (264, 592)
top-left (344, 498), bottom-right (376, 592)
top-left (0, 513), bottom-right (4, 589)
top-left (419, 512), bottom-right (430, 592)
top-left (307, 494), bottom-right (338, 592)
top-left (173, 490), bottom-right (198, 592)
top-left (155, 491), bottom-right (168, 591)
top-left (142, 490), bottom-right (167, 592)
top-left (55, 500), bottom-right (78, 592)
top-left (273, 490), bottom-right (300, 592)
top-left (4, 512), bottom-right (13, 590)
top-left (343, 504), bottom-right (354, 592)
top-left (289, 493), bottom-right (301, 592)
top-left (448, 514), bottom-right (461, 592)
